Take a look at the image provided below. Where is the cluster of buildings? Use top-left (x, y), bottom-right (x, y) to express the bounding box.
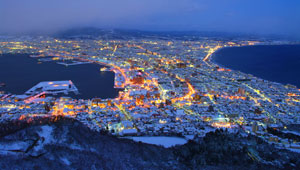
top-left (0, 35), bottom-right (300, 151)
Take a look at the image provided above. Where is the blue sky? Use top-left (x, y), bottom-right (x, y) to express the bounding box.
top-left (0, 0), bottom-right (299, 36)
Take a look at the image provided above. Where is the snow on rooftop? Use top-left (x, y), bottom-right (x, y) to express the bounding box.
top-left (25, 80), bottom-right (78, 95)
top-left (14, 95), bottom-right (29, 99)
top-left (176, 109), bottom-right (185, 115)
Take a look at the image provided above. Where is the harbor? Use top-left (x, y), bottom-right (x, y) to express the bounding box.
top-left (0, 54), bottom-right (119, 99)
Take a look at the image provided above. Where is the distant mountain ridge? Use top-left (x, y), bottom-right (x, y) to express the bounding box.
top-left (54, 27), bottom-right (260, 40)
top-left (1, 27), bottom-right (296, 41)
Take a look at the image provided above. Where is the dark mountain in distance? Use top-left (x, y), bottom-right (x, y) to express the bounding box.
top-left (54, 27), bottom-right (287, 41)
top-left (1, 27), bottom-right (295, 41)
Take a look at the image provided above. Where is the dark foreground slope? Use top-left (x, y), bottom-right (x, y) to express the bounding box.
top-left (0, 118), bottom-right (299, 170)
top-left (0, 118), bottom-right (181, 170)
top-left (174, 129), bottom-right (300, 169)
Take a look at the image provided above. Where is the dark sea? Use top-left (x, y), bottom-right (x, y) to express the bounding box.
top-left (214, 45), bottom-right (300, 88)
top-left (0, 54), bottom-right (120, 99)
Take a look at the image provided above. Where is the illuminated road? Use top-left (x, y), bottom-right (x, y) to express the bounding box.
top-left (114, 103), bottom-right (133, 121)
top-left (171, 75), bottom-right (196, 103)
top-left (203, 45), bottom-right (222, 61)
top-left (243, 83), bottom-right (277, 122)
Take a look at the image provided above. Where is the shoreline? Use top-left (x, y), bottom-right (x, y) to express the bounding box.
top-left (0, 53), bottom-right (120, 99)
top-left (209, 44), bottom-right (300, 88)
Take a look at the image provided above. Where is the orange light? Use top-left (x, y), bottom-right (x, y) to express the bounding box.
top-left (19, 115), bottom-right (26, 120)
top-left (212, 122), bottom-right (231, 128)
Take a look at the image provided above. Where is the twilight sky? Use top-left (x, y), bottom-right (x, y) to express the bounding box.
top-left (0, 0), bottom-right (299, 36)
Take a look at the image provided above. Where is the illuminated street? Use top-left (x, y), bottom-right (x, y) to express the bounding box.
top-left (0, 36), bottom-right (300, 152)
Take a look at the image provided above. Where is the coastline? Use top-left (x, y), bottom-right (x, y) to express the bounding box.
top-left (0, 53), bottom-right (120, 99)
top-left (209, 44), bottom-right (300, 88)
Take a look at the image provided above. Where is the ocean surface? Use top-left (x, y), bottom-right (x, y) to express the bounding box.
top-left (0, 54), bottom-right (120, 99)
top-left (214, 45), bottom-right (300, 88)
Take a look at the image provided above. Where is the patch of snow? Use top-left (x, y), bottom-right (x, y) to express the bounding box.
top-left (184, 135), bottom-right (195, 140)
top-left (287, 148), bottom-right (300, 153)
top-left (30, 125), bottom-right (54, 152)
top-left (0, 142), bottom-right (28, 151)
top-left (126, 136), bottom-right (187, 148)
top-left (38, 125), bottom-right (53, 144)
top-left (0, 150), bottom-right (17, 155)
top-left (68, 143), bottom-right (84, 150)
top-left (283, 130), bottom-right (300, 136)
top-left (60, 157), bottom-right (71, 165)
